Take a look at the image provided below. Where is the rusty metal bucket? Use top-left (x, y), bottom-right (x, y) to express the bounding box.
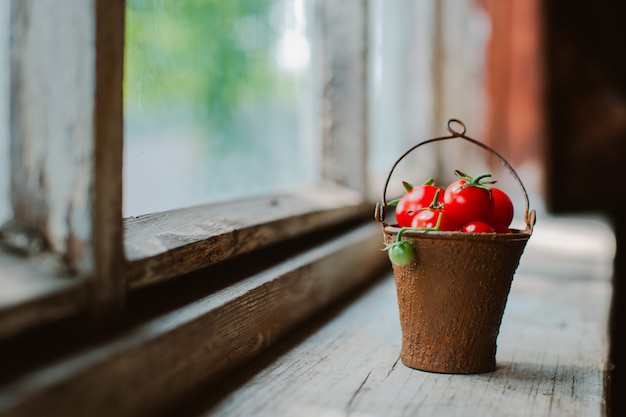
top-left (374, 119), bottom-right (536, 374)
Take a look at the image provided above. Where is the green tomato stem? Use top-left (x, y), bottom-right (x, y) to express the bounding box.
top-left (472, 173), bottom-right (494, 185)
top-left (455, 170), bottom-right (497, 191)
top-left (427, 189), bottom-right (442, 209)
top-left (434, 211), bottom-right (443, 230)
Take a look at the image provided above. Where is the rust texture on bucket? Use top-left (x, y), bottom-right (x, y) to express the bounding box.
top-left (375, 119), bottom-right (536, 375)
top-left (384, 227), bottom-right (530, 374)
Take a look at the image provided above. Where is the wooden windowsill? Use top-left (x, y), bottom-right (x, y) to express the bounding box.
top-left (124, 181), bottom-right (370, 288)
top-left (0, 214), bottom-right (613, 416)
top-left (182, 214), bottom-right (614, 416)
top-left (0, 249), bottom-right (88, 341)
top-left (0, 222), bottom-right (389, 417)
top-left (0, 182), bottom-right (369, 342)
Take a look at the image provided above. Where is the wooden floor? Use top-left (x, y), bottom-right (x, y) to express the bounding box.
top-left (183, 214), bottom-right (614, 417)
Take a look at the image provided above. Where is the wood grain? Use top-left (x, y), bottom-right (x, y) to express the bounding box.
top-left (194, 215), bottom-right (613, 417)
top-left (0, 251), bottom-right (87, 341)
top-left (0, 223), bottom-right (388, 417)
top-left (124, 182), bottom-right (368, 287)
top-left (91, 0), bottom-right (126, 318)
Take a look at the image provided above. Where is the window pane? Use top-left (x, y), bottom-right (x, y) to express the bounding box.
top-left (124, 0), bottom-right (320, 217)
top-left (367, 0), bottom-right (439, 199)
top-left (0, 0), bottom-right (10, 224)
top-left (367, 0), bottom-right (491, 202)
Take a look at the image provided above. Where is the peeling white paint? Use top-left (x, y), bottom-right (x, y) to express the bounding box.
top-left (11, 0), bottom-right (95, 273)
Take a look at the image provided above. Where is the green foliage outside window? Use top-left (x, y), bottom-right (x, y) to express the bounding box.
top-left (125, 0), bottom-right (286, 136)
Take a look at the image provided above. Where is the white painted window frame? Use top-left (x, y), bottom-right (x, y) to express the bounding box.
top-left (0, 0), bottom-right (378, 340)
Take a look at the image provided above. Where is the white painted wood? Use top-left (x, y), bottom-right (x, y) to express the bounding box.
top-left (10, 0), bottom-right (96, 273)
top-left (198, 215), bottom-right (613, 416)
top-left (5, 0), bottom-right (126, 321)
top-left (321, 0), bottom-right (368, 193)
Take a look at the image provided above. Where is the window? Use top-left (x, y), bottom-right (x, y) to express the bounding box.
top-left (124, 0), bottom-right (321, 216)
top-left (0, 0), bottom-right (503, 414)
top-left (0, 0), bottom-right (497, 345)
top-left (122, 0), bottom-right (373, 288)
top-left (0, 0), bottom-right (375, 343)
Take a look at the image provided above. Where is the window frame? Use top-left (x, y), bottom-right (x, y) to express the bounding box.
top-left (0, 1), bottom-right (519, 414)
top-left (0, 0), bottom-right (376, 339)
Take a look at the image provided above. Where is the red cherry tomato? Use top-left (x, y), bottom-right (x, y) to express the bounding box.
top-left (461, 221), bottom-right (494, 233)
top-left (395, 179), bottom-right (443, 227)
top-left (488, 187), bottom-right (514, 227)
top-left (411, 208), bottom-right (458, 231)
top-left (443, 171), bottom-right (494, 226)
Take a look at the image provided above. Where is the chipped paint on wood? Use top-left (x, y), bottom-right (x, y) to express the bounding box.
top-left (10, 0), bottom-right (95, 274)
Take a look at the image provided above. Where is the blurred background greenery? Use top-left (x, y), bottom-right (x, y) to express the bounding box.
top-left (126, 0), bottom-right (276, 136)
top-left (124, 0), bottom-right (318, 216)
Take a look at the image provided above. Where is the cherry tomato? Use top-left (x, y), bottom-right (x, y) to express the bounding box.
top-left (395, 179), bottom-right (443, 227)
top-left (488, 187), bottom-right (514, 227)
top-left (411, 208), bottom-right (458, 231)
top-left (386, 241), bottom-right (414, 265)
top-left (443, 170), bottom-right (494, 226)
top-left (461, 221), bottom-right (494, 233)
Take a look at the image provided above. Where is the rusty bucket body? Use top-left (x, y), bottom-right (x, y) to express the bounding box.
top-left (375, 119), bottom-right (536, 374)
top-left (384, 227), bottom-right (530, 374)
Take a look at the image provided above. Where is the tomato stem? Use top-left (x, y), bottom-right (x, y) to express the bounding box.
top-left (397, 227), bottom-right (408, 241)
top-left (427, 189), bottom-right (442, 209)
top-left (434, 211), bottom-right (443, 230)
top-left (454, 169), bottom-right (497, 191)
top-left (472, 173), bottom-right (495, 185)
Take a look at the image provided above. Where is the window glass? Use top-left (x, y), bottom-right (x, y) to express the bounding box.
top-left (367, 0), bottom-right (491, 202)
top-left (124, 0), bottom-right (320, 217)
top-left (367, 0), bottom-right (439, 200)
top-left (0, 0), bottom-right (10, 223)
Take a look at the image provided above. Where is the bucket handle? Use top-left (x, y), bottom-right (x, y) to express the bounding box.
top-left (374, 119), bottom-right (536, 233)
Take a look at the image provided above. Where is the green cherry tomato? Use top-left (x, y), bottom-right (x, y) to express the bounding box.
top-left (387, 241), bottom-right (414, 266)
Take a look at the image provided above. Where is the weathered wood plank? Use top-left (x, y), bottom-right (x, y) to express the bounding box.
top-left (0, 223), bottom-right (387, 417)
top-left (91, 0), bottom-right (126, 317)
top-left (9, 0), bottom-right (96, 273)
top-left (321, 0), bottom-right (368, 193)
top-left (7, 0), bottom-right (126, 319)
top-left (194, 215), bottom-right (613, 416)
top-left (124, 182), bottom-right (368, 287)
top-left (0, 250), bottom-right (88, 341)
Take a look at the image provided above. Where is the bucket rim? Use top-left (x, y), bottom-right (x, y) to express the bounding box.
top-left (384, 224), bottom-right (531, 242)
